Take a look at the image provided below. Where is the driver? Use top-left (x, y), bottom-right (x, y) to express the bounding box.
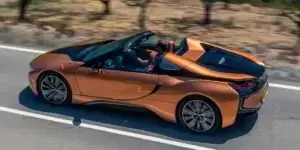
top-left (122, 39), bottom-right (166, 68)
top-left (123, 47), bottom-right (150, 69)
top-left (122, 39), bottom-right (168, 72)
top-left (144, 40), bottom-right (169, 72)
top-left (145, 40), bottom-right (167, 61)
top-left (155, 40), bottom-right (168, 53)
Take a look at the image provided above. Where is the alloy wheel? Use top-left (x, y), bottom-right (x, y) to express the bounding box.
top-left (40, 75), bottom-right (68, 104)
top-left (181, 100), bottom-right (215, 132)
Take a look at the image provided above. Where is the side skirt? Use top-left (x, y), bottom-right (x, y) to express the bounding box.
top-left (83, 101), bottom-right (149, 112)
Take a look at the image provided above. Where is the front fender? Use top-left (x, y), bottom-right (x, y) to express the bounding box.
top-left (29, 69), bottom-right (81, 96)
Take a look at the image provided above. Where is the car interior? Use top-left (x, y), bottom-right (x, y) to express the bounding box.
top-left (84, 33), bottom-right (190, 75)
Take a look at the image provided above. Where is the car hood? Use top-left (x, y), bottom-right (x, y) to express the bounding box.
top-left (29, 38), bottom-right (119, 71)
top-left (30, 53), bottom-right (83, 71)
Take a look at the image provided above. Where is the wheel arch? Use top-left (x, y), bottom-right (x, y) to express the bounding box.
top-left (175, 94), bottom-right (223, 125)
top-left (36, 70), bottom-right (80, 96)
top-left (168, 79), bottom-right (240, 128)
top-left (37, 70), bottom-right (65, 85)
top-left (36, 70), bottom-right (73, 105)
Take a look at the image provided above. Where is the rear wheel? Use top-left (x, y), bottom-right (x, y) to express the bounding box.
top-left (177, 97), bottom-right (221, 134)
top-left (37, 72), bottom-right (72, 105)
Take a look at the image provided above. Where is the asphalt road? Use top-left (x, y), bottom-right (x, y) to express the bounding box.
top-left (0, 46), bottom-right (299, 150)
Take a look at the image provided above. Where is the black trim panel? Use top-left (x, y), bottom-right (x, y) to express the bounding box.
top-left (83, 101), bottom-right (149, 112)
top-left (237, 81), bottom-right (269, 114)
top-left (198, 43), bottom-right (265, 78)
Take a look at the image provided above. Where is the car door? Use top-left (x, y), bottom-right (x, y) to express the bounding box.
top-left (74, 54), bottom-right (159, 100)
top-left (98, 69), bottom-right (159, 100)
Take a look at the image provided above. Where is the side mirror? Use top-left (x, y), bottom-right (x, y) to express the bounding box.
top-left (90, 62), bottom-right (103, 74)
top-left (90, 65), bottom-right (99, 74)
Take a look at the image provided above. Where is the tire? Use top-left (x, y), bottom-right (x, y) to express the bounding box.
top-left (37, 71), bottom-right (72, 105)
top-left (176, 96), bottom-right (222, 134)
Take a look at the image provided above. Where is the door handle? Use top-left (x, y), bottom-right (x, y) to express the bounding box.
top-left (101, 70), bottom-right (110, 76)
top-left (90, 67), bottom-right (99, 74)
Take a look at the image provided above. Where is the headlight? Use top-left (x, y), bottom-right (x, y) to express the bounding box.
top-left (29, 65), bottom-right (35, 71)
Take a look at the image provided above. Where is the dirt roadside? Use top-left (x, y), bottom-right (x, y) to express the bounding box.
top-left (0, 0), bottom-right (299, 81)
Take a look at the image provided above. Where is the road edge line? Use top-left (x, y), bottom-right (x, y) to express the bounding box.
top-left (0, 106), bottom-right (214, 150)
top-left (0, 45), bottom-right (45, 54)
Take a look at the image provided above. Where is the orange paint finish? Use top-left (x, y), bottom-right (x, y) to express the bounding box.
top-left (28, 32), bottom-right (269, 132)
top-left (134, 99), bottom-right (178, 122)
top-left (29, 53), bottom-right (81, 71)
top-left (72, 95), bottom-right (120, 104)
top-left (181, 38), bottom-right (205, 62)
top-left (58, 67), bottom-right (241, 128)
top-left (28, 70), bottom-right (41, 95)
top-left (74, 67), bottom-right (159, 100)
top-left (71, 77), bottom-right (240, 128)
top-left (61, 72), bottom-right (82, 95)
top-left (72, 94), bottom-right (177, 122)
top-left (141, 79), bottom-right (240, 127)
top-left (28, 69), bottom-right (82, 96)
top-left (164, 53), bottom-right (193, 68)
top-left (243, 83), bottom-right (268, 109)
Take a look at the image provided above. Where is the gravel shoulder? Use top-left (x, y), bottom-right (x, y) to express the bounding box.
top-left (0, 0), bottom-right (299, 81)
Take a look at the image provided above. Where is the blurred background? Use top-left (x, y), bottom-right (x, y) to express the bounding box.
top-left (0, 0), bottom-right (299, 79)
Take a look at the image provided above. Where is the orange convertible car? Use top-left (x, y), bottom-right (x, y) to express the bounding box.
top-left (28, 30), bottom-right (269, 133)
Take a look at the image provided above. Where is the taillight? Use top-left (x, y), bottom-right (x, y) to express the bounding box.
top-left (229, 80), bottom-right (256, 95)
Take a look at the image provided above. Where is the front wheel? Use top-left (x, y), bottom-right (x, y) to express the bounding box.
top-left (177, 98), bottom-right (222, 134)
top-left (37, 72), bottom-right (72, 105)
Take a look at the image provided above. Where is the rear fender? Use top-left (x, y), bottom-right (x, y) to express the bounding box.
top-left (177, 80), bottom-right (239, 128)
top-left (148, 79), bottom-right (240, 128)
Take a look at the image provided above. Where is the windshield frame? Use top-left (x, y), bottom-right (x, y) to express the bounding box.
top-left (82, 30), bottom-right (156, 64)
top-left (123, 31), bottom-right (156, 51)
top-left (82, 39), bottom-right (124, 63)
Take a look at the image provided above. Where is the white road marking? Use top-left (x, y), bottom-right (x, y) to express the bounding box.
top-left (0, 45), bottom-right (45, 54)
top-left (0, 44), bottom-right (300, 91)
top-left (0, 106), bottom-right (213, 150)
top-left (269, 83), bottom-right (300, 91)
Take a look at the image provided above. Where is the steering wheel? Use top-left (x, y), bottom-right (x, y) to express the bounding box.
top-left (146, 52), bottom-right (164, 72)
top-left (146, 60), bottom-right (156, 72)
top-left (124, 36), bottom-right (150, 52)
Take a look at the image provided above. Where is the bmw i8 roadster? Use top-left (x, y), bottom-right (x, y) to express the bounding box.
top-left (28, 30), bottom-right (269, 133)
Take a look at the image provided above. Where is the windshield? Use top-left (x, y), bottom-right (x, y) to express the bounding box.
top-left (82, 40), bottom-right (124, 62)
top-left (82, 31), bottom-right (156, 62)
top-left (79, 30), bottom-right (185, 63)
top-left (123, 31), bottom-right (155, 49)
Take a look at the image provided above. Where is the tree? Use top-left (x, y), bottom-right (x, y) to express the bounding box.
top-left (123, 0), bottom-right (151, 30)
top-left (201, 0), bottom-right (229, 25)
top-left (100, 0), bottom-right (111, 14)
top-left (223, 0), bottom-right (230, 9)
top-left (19, 0), bottom-right (31, 21)
top-left (201, 0), bottom-right (214, 25)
